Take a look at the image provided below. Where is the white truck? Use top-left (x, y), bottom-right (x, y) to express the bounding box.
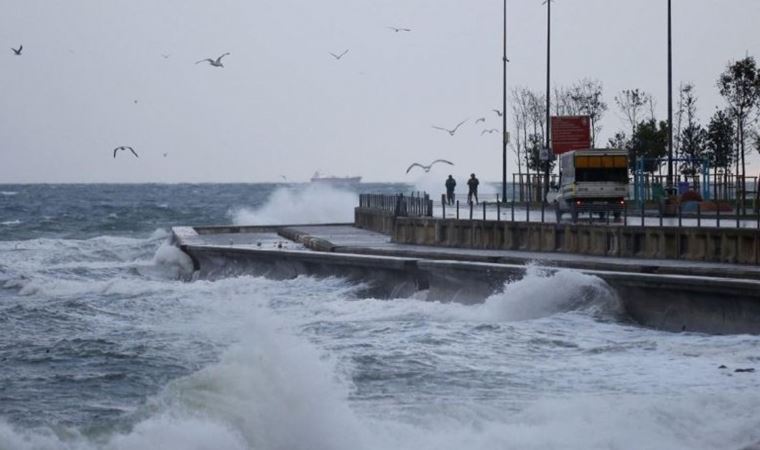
top-left (549, 149), bottom-right (629, 222)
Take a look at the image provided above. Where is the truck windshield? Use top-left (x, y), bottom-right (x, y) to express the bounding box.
top-left (576, 168), bottom-right (628, 183)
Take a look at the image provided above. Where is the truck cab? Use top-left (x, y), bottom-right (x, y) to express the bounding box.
top-left (550, 149), bottom-right (629, 222)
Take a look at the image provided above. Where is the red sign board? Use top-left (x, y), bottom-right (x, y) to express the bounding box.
top-left (551, 116), bottom-right (591, 155)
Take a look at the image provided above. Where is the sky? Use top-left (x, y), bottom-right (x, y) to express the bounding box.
top-left (1, 0), bottom-right (759, 183)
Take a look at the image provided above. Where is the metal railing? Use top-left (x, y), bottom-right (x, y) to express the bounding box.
top-left (359, 192), bottom-right (433, 218)
top-left (360, 190), bottom-right (760, 229)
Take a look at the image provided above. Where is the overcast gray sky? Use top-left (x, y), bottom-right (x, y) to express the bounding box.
top-left (1, 0), bottom-right (759, 183)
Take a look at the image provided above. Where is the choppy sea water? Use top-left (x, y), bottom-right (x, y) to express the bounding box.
top-left (1, 183), bottom-right (760, 450)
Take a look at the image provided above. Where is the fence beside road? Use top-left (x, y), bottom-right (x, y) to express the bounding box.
top-left (360, 192), bottom-right (760, 230)
top-left (354, 193), bottom-right (760, 265)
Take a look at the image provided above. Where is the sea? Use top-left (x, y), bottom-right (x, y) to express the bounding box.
top-left (1, 183), bottom-right (759, 450)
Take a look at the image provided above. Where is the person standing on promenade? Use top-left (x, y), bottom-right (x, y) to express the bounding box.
top-left (445, 175), bottom-right (456, 205)
top-left (467, 173), bottom-right (479, 205)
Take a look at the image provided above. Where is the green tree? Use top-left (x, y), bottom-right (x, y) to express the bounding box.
top-left (607, 131), bottom-right (629, 151)
top-left (629, 119), bottom-right (668, 173)
top-left (718, 56), bottom-right (760, 212)
top-left (677, 84), bottom-right (706, 176)
top-left (705, 109), bottom-right (735, 171)
top-left (705, 109), bottom-right (735, 199)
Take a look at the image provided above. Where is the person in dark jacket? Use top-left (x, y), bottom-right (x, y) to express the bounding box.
top-left (467, 173), bottom-right (479, 205)
top-left (445, 175), bottom-right (456, 205)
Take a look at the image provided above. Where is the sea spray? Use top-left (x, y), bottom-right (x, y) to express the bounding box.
top-left (230, 184), bottom-right (357, 225)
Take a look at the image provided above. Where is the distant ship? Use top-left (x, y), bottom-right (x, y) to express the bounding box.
top-left (310, 172), bottom-right (362, 184)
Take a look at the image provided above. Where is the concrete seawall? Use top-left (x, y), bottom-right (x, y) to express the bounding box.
top-left (172, 225), bottom-right (760, 335)
top-left (355, 208), bottom-right (760, 265)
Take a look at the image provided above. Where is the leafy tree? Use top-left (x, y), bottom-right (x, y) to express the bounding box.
top-left (629, 119), bottom-right (668, 173)
top-left (607, 131), bottom-right (629, 151)
top-left (676, 84), bottom-right (706, 176)
top-left (526, 133), bottom-right (555, 175)
top-left (718, 56), bottom-right (760, 211)
top-left (705, 109), bottom-right (735, 171)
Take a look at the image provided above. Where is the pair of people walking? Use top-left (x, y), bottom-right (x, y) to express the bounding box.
top-left (445, 173), bottom-right (479, 206)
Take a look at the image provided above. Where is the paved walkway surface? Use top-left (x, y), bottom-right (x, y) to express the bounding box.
top-left (180, 224), bottom-right (760, 280)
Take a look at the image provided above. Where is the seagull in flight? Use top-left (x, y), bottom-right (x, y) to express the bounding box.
top-left (406, 159), bottom-right (454, 174)
top-left (475, 117), bottom-right (486, 124)
top-left (329, 49), bottom-right (349, 60)
top-left (161, 53), bottom-right (170, 59)
top-left (11, 45), bottom-right (22, 56)
top-left (195, 52), bottom-right (230, 67)
top-left (432, 119), bottom-right (467, 136)
top-left (113, 146), bottom-right (139, 159)
top-left (481, 129), bottom-right (499, 135)
top-left (492, 109), bottom-right (503, 117)
top-left (387, 26), bottom-right (411, 32)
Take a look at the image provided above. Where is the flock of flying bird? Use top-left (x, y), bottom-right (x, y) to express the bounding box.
top-left (409, 109), bottom-right (503, 175)
top-left (10, 25), bottom-right (503, 176)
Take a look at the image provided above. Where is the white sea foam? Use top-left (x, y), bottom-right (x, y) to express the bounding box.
top-left (230, 184), bottom-right (357, 225)
top-left (1, 220), bottom-right (21, 226)
top-left (2, 231), bottom-right (760, 450)
top-left (475, 265), bottom-right (621, 321)
top-left (302, 267), bottom-right (620, 324)
top-left (0, 191), bottom-right (18, 196)
top-left (149, 241), bottom-right (195, 279)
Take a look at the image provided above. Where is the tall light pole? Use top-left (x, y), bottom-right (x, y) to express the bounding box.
top-left (544, 0), bottom-right (552, 199)
top-left (667, 0), bottom-right (674, 193)
top-left (502, 0), bottom-right (508, 203)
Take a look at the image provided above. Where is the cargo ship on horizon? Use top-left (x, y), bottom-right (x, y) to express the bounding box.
top-left (310, 171), bottom-right (362, 185)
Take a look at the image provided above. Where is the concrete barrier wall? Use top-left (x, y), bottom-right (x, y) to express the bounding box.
top-left (355, 209), bottom-right (760, 265)
top-left (355, 207), bottom-right (396, 234)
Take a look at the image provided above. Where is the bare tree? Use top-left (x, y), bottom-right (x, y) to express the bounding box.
top-left (615, 89), bottom-right (655, 136)
top-left (553, 86), bottom-right (579, 116)
top-left (566, 78), bottom-right (607, 147)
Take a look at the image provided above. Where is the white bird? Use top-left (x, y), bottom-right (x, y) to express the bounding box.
top-left (432, 119), bottom-right (467, 136)
top-left (492, 109), bottom-right (503, 117)
top-left (475, 117), bottom-right (486, 124)
top-left (329, 49), bottom-right (349, 60)
top-left (113, 146), bottom-right (139, 158)
top-left (387, 26), bottom-right (411, 32)
top-left (11, 45), bottom-right (22, 56)
top-left (406, 159), bottom-right (454, 174)
top-left (195, 52), bottom-right (230, 67)
top-left (481, 129), bottom-right (499, 135)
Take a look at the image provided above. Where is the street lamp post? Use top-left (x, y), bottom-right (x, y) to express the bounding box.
top-left (502, 0), bottom-right (508, 203)
top-left (544, 0), bottom-right (552, 199)
top-left (667, 0), bottom-right (674, 194)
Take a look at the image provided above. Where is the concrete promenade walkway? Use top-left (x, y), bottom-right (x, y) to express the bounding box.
top-left (184, 224), bottom-right (760, 280)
